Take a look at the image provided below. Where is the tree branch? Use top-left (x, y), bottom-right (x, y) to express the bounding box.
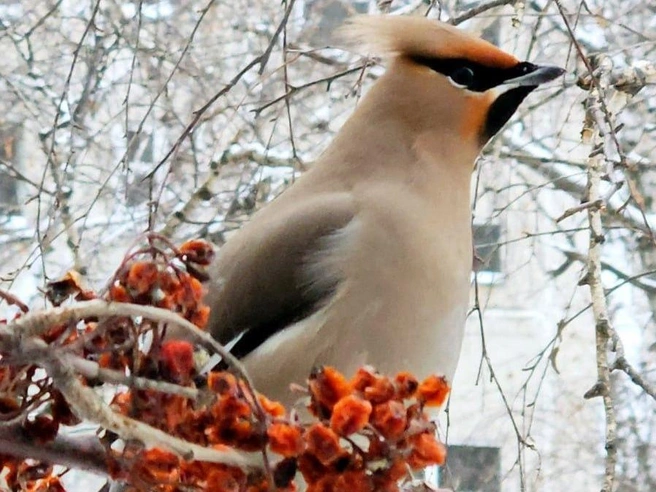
top-left (41, 347), bottom-right (264, 470)
top-left (0, 425), bottom-right (107, 475)
top-left (448, 0), bottom-right (517, 25)
top-left (580, 75), bottom-right (617, 492)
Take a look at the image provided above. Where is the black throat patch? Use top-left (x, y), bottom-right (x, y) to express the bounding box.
top-left (481, 86), bottom-right (533, 142)
top-left (409, 56), bottom-right (539, 142)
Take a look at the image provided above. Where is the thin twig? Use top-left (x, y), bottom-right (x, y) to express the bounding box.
top-left (252, 65), bottom-right (367, 116)
top-left (258, 0), bottom-right (297, 75)
top-left (613, 357), bottom-right (656, 402)
top-left (449, 0), bottom-right (517, 25)
top-left (556, 199), bottom-right (604, 223)
top-left (146, 55), bottom-right (263, 179)
top-left (66, 355), bottom-right (199, 399)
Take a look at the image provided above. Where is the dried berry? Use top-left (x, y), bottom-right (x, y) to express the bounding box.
top-left (159, 340), bottom-right (195, 383)
top-left (305, 423), bottom-right (344, 466)
top-left (208, 371), bottom-right (238, 395)
top-left (417, 375), bottom-right (450, 407)
top-left (179, 239), bottom-right (215, 266)
top-left (407, 433), bottom-right (447, 469)
top-left (126, 261), bottom-right (159, 295)
top-left (258, 394), bottom-right (286, 418)
top-left (268, 423), bottom-right (304, 457)
top-left (109, 283), bottom-right (131, 302)
top-left (394, 372), bottom-right (419, 399)
top-left (190, 304), bottom-right (210, 328)
top-left (330, 395), bottom-right (372, 436)
top-left (371, 400), bottom-right (407, 439)
top-left (309, 366), bottom-right (352, 413)
top-left (363, 375), bottom-right (395, 403)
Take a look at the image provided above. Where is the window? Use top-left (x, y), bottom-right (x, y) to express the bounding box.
top-left (480, 18), bottom-right (501, 46)
top-left (125, 130), bottom-right (154, 206)
top-left (473, 223), bottom-right (502, 274)
top-left (126, 130), bottom-right (154, 164)
top-left (0, 1), bottom-right (23, 26)
top-left (0, 125), bottom-right (22, 216)
top-left (439, 445), bottom-right (501, 492)
top-left (352, 0), bottom-right (370, 13)
top-left (303, 0), bottom-right (351, 44)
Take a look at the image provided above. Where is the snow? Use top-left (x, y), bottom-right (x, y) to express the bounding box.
top-left (60, 423), bottom-right (107, 491)
top-left (472, 270), bottom-right (504, 285)
top-left (258, 165), bottom-right (297, 183)
top-left (574, 21), bottom-right (608, 51)
top-left (121, 1), bottom-right (174, 20)
top-left (0, 3), bottom-right (22, 24)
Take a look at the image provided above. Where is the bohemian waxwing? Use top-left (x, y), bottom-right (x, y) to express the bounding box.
top-left (204, 15), bottom-right (564, 405)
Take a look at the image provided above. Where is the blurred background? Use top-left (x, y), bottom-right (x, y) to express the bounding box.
top-left (0, 1), bottom-right (654, 490)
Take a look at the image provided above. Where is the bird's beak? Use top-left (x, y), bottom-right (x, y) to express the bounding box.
top-left (502, 65), bottom-right (566, 88)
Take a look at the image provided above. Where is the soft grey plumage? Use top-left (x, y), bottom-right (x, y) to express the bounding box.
top-left (204, 15), bottom-right (564, 405)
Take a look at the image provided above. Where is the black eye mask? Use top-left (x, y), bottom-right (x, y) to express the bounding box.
top-left (410, 56), bottom-right (538, 92)
top-left (409, 56), bottom-right (544, 141)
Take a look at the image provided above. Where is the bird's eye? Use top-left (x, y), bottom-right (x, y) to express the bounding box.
top-left (449, 67), bottom-right (475, 88)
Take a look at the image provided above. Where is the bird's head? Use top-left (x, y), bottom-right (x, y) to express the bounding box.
top-left (340, 15), bottom-right (565, 152)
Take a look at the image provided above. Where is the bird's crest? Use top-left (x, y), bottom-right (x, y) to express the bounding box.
top-left (339, 15), bottom-right (518, 69)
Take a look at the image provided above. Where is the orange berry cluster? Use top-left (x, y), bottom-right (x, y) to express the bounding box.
top-left (0, 460), bottom-right (66, 492)
top-left (108, 366), bottom-right (449, 491)
top-left (108, 369), bottom-right (299, 491)
top-left (108, 238), bottom-right (214, 330)
top-left (96, 238), bottom-right (214, 375)
top-left (300, 366), bottom-right (449, 491)
top-left (0, 235), bottom-right (451, 492)
top-left (0, 236), bottom-right (216, 490)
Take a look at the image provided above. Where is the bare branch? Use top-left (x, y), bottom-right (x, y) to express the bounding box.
top-left (556, 199), bottom-right (604, 223)
top-left (613, 357), bottom-right (656, 402)
top-left (66, 355), bottom-right (199, 400)
top-left (580, 74), bottom-right (618, 492)
top-left (147, 55), bottom-right (263, 180)
top-left (449, 0), bottom-right (517, 25)
top-left (0, 322), bottom-right (265, 471)
top-left (3, 300), bottom-right (250, 386)
top-left (41, 347), bottom-right (264, 469)
top-left (0, 425), bottom-right (107, 476)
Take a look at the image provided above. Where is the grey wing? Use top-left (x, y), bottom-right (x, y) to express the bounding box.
top-left (206, 194), bottom-right (355, 359)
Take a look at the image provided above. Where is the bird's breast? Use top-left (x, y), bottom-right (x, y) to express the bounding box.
top-left (242, 182), bottom-right (472, 404)
top-left (314, 185), bottom-right (472, 382)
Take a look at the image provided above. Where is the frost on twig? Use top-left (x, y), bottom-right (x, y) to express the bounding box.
top-left (578, 59), bottom-right (656, 96)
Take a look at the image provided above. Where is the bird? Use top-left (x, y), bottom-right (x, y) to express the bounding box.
top-left (203, 15), bottom-right (564, 406)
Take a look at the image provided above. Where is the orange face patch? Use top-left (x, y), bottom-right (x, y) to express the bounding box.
top-left (459, 92), bottom-right (495, 142)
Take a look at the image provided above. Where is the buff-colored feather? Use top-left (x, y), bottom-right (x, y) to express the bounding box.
top-left (200, 14), bottom-right (563, 409)
top-left (339, 15), bottom-right (518, 68)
